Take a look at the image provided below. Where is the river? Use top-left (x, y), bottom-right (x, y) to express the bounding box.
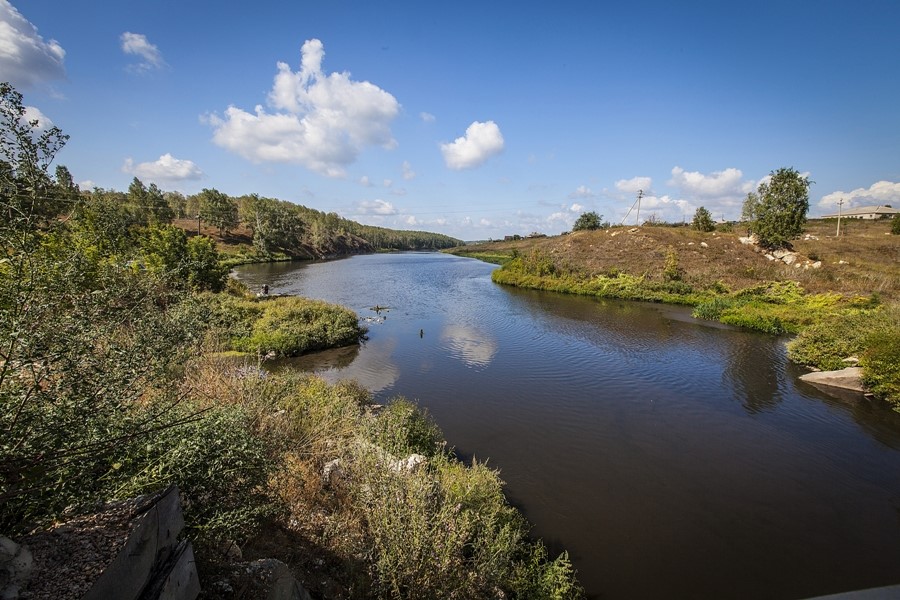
top-left (235, 252), bottom-right (900, 600)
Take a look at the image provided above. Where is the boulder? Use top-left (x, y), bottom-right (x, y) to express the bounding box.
top-left (799, 367), bottom-right (865, 392)
top-left (1, 536), bottom-right (33, 600)
top-left (393, 454), bottom-right (427, 473)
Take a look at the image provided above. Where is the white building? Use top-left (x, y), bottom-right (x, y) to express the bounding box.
top-left (821, 205), bottom-right (899, 220)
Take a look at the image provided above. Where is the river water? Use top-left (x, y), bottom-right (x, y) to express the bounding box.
top-left (235, 252), bottom-right (900, 600)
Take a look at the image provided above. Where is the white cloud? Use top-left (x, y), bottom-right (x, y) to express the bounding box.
top-left (359, 175), bottom-right (373, 187)
top-left (120, 32), bottom-right (165, 72)
top-left (208, 38), bottom-right (400, 178)
top-left (383, 178), bottom-right (393, 188)
top-left (818, 181), bottom-right (900, 209)
top-left (404, 215), bottom-right (419, 226)
top-left (122, 153), bottom-right (204, 182)
top-left (357, 199), bottom-right (398, 215)
top-left (615, 176), bottom-right (652, 194)
top-left (668, 166), bottom-right (752, 198)
top-left (569, 203), bottom-right (584, 212)
top-left (22, 105), bottom-right (53, 130)
top-left (420, 112), bottom-right (435, 123)
top-left (78, 179), bottom-right (95, 190)
top-left (402, 160), bottom-right (415, 180)
top-left (568, 185), bottom-right (595, 199)
top-left (0, 0), bottom-right (66, 88)
top-left (440, 120), bottom-right (504, 170)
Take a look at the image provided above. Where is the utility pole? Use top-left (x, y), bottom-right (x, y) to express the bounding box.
top-left (836, 198), bottom-right (843, 237)
top-left (636, 189), bottom-right (643, 226)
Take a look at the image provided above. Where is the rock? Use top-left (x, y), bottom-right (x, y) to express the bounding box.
top-left (1, 536), bottom-right (33, 600)
top-left (700, 242), bottom-right (709, 248)
top-left (765, 253), bottom-right (776, 261)
top-left (220, 559), bottom-right (312, 600)
top-left (322, 459), bottom-right (344, 485)
top-left (781, 253), bottom-right (799, 265)
top-left (842, 356), bottom-right (860, 366)
top-left (799, 367), bottom-right (865, 392)
top-left (811, 261), bottom-right (822, 269)
top-left (738, 234), bottom-right (759, 245)
top-left (393, 454), bottom-right (427, 473)
top-left (219, 540), bottom-right (243, 562)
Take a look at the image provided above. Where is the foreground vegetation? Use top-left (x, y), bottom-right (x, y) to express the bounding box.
top-left (451, 219), bottom-right (900, 406)
top-left (0, 82), bottom-right (581, 598)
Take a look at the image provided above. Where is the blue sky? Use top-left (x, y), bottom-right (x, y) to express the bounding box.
top-left (4, 0), bottom-right (899, 240)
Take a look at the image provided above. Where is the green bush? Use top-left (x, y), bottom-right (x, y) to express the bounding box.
top-left (787, 310), bottom-right (881, 371)
top-left (367, 398), bottom-right (444, 458)
top-left (861, 329), bottom-right (900, 405)
top-left (892, 217), bottom-right (900, 235)
top-left (108, 403), bottom-right (274, 546)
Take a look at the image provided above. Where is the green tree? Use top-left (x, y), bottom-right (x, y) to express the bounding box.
top-left (892, 216), bottom-right (900, 235)
top-left (185, 235), bottom-right (228, 291)
top-left (0, 82), bottom-right (69, 229)
top-left (198, 188), bottom-right (238, 235)
top-left (692, 206), bottom-right (715, 232)
top-left (742, 167), bottom-right (811, 248)
top-left (573, 211), bottom-right (603, 231)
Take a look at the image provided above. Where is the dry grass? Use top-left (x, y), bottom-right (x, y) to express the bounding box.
top-left (455, 219), bottom-right (899, 300)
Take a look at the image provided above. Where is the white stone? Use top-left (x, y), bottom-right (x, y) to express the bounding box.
top-left (700, 242), bottom-right (709, 248)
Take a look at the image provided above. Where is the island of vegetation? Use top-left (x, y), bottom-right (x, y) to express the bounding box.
top-left (0, 82), bottom-right (583, 598)
top-left (449, 173), bottom-right (900, 407)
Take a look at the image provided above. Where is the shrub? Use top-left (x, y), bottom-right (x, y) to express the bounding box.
top-left (367, 398), bottom-right (444, 458)
top-left (892, 217), bottom-right (900, 235)
top-left (861, 328), bottom-right (900, 405)
top-left (692, 207), bottom-right (715, 232)
top-left (788, 308), bottom-right (892, 371)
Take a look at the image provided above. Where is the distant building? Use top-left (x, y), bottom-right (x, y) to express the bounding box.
top-left (821, 204), bottom-right (898, 220)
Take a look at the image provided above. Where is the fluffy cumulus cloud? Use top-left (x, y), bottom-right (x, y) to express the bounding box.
top-left (120, 32), bottom-right (165, 72)
top-left (22, 105), bottom-right (54, 130)
top-left (568, 185), bottom-right (595, 199)
top-left (356, 199), bottom-right (398, 216)
top-left (208, 39), bottom-right (400, 178)
top-left (122, 153), bottom-right (204, 182)
top-left (818, 181), bottom-right (900, 210)
top-left (615, 176), bottom-right (652, 194)
top-left (667, 166), bottom-right (753, 198)
top-left (0, 0), bottom-right (66, 88)
top-left (440, 121), bottom-right (504, 170)
top-left (401, 160), bottom-right (415, 180)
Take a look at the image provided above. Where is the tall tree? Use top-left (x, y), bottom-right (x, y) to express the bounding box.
top-left (0, 82), bottom-right (69, 229)
top-left (198, 188), bottom-right (238, 235)
top-left (742, 168), bottom-right (811, 248)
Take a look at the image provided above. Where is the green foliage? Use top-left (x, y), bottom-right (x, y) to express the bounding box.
top-left (367, 398), bottom-right (444, 458)
top-left (572, 211), bottom-right (603, 231)
top-left (892, 217), bottom-right (900, 235)
top-left (128, 177), bottom-right (173, 225)
top-left (742, 167), bottom-right (811, 249)
top-left (109, 402), bottom-right (274, 546)
top-left (787, 310), bottom-right (881, 371)
top-left (198, 187), bottom-right (239, 234)
top-left (510, 544), bottom-right (584, 600)
top-left (186, 235), bottom-right (229, 291)
top-left (663, 246), bottom-right (682, 281)
top-left (861, 329), bottom-right (900, 405)
top-left (351, 446), bottom-right (583, 600)
top-left (210, 295), bottom-right (364, 357)
top-left (692, 206), bottom-right (715, 232)
top-left (0, 82), bottom-right (70, 230)
top-left (240, 194), bottom-right (306, 253)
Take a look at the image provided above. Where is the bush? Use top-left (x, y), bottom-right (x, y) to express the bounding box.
top-left (861, 328), bottom-right (900, 405)
top-left (109, 403), bottom-right (274, 547)
top-left (692, 207), bottom-right (715, 232)
top-left (892, 217), bottom-right (900, 235)
top-left (367, 398), bottom-right (444, 458)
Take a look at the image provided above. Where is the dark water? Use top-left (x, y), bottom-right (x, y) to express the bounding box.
top-left (235, 253), bottom-right (900, 600)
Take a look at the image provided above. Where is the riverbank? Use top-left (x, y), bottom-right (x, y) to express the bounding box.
top-left (448, 220), bottom-right (900, 405)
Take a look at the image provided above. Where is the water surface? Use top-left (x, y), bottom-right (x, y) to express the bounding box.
top-left (236, 253), bottom-right (900, 599)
